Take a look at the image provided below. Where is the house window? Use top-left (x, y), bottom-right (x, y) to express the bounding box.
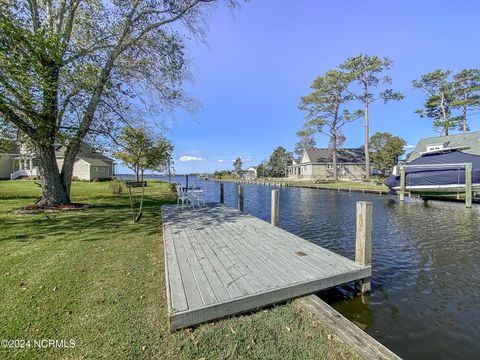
top-left (326, 164), bottom-right (333, 170)
top-left (100, 167), bottom-right (105, 172)
top-left (426, 144), bottom-right (443, 152)
top-left (94, 167), bottom-right (98, 171)
top-left (301, 166), bottom-right (305, 174)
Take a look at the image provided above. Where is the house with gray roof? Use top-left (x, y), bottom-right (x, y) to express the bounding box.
top-left (407, 131), bottom-right (480, 162)
top-left (0, 142), bottom-right (115, 180)
top-left (287, 147), bottom-right (366, 180)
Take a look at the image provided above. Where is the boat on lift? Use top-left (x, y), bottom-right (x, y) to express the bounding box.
top-left (384, 149), bottom-right (480, 198)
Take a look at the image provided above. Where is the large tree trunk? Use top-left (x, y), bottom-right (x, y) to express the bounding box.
top-left (332, 147), bottom-right (338, 181)
top-left (36, 145), bottom-right (71, 205)
top-left (364, 97), bottom-right (370, 180)
top-left (332, 132), bottom-right (338, 181)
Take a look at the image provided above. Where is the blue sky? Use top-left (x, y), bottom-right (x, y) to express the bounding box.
top-left (116, 0), bottom-right (480, 174)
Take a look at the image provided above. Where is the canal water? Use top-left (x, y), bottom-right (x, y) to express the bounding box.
top-left (124, 175), bottom-right (480, 359)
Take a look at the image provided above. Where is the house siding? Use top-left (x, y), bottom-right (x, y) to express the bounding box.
top-left (0, 155), bottom-right (14, 179)
top-left (289, 163), bottom-right (365, 180)
top-left (89, 164), bottom-right (109, 180)
top-left (56, 158), bottom-right (112, 180)
top-left (72, 159), bottom-right (91, 180)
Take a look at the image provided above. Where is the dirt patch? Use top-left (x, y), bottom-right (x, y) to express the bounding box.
top-left (13, 203), bottom-right (90, 214)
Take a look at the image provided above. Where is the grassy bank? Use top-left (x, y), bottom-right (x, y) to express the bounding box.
top-left (286, 180), bottom-right (387, 192)
top-left (0, 180), bottom-right (359, 359)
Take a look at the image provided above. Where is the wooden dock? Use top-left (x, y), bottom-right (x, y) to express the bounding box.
top-left (162, 203), bottom-right (371, 331)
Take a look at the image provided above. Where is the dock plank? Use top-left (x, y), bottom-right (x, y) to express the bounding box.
top-left (161, 204), bottom-right (371, 331)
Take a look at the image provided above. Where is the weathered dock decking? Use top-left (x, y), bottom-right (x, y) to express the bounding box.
top-left (162, 203), bottom-right (371, 331)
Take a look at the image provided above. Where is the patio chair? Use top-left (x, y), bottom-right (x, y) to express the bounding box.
top-left (190, 189), bottom-right (206, 208)
top-left (176, 185), bottom-right (191, 209)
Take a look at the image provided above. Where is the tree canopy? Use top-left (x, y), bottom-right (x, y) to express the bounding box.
top-left (299, 70), bottom-right (361, 181)
top-left (294, 125), bottom-right (316, 161)
top-left (233, 157), bottom-right (242, 175)
top-left (452, 69), bottom-right (480, 132)
top-left (267, 146), bottom-right (293, 178)
top-left (413, 70), bottom-right (456, 136)
top-left (339, 54), bottom-right (403, 179)
top-left (369, 132), bottom-right (406, 175)
top-left (113, 127), bottom-right (172, 181)
top-left (413, 69), bottom-right (480, 135)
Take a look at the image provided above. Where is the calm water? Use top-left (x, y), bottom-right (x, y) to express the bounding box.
top-left (128, 175), bottom-right (480, 359)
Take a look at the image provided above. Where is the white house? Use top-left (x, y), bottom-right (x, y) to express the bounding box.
top-left (0, 142), bottom-right (115, 180)
top-left (244, 166), bottom-right (257, 180)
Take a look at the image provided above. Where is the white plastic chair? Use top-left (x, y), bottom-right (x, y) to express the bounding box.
top-left (190, 190), bottom-right (205, 208)
top-left (176, 185), bottom-right (191, 209)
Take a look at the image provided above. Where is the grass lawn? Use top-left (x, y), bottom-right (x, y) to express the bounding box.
top-left (286, 180), bottom-right (388, 192)
top-left (0, 180), bottom-right (359, 359)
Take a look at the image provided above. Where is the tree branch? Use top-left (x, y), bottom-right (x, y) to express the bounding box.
top-left (0, 98), bottom-right (36, 138)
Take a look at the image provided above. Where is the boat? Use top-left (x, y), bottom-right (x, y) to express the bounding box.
top-left (197, 174), bottom-right (209, 181)
top-left (384, 150), bottom-right (480, 198)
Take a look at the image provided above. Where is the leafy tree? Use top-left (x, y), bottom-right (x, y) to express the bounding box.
top-left (0, 0), bottom-right (238, 205)
top-left (256, 159), bottom-right (269, 178)
top-left (413, 70), bottom-right (456, 136)
top-left (294, 125), bottom-right (316, 161)
top-left (369, 132), bottom-right (406, 175)
top-left (233, 157), bottom-right (243, 175)
top-left (452, 69), bottom-right (480, 132)
top-left (0, 120), bottom-right (15, 153)
top-left (213, 169), bottom-right (232, 179)
top-left (267, 146), bottom-right (293, 178)
top-left (299, 70), bottom-right (361, 181)
top-left (114, 127), bottom-right (172, 181)
top-left (340, 54), bottom-right (403, 180)
top-left (146, 138), bottom-right (173, 176)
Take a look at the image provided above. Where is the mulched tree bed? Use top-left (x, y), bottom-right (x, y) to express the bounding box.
top-left (13, 203), bottom-right (90, 214)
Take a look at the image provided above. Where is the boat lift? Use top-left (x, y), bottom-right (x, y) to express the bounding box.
top-left (398, 162), bottom-right (473, 208)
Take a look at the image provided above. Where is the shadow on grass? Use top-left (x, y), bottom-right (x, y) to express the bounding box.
top-left (1, 194), bottom-right (177, 243)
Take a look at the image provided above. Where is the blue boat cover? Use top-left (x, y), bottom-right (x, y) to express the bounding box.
top-left (384, 151), bottom-right (480, 189)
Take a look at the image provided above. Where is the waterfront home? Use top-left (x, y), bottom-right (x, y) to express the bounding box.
top-left (407, 131), bottom-right (480, 162)
top-left (0, 142), bottom-right (115, 180)
top-left (287, 147), bottom-right (366, 180)
top-left (244, 166), bottom-right (257, 180)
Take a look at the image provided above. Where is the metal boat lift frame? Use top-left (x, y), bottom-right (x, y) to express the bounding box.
top-left (399, 162), bottom-right (473, 208)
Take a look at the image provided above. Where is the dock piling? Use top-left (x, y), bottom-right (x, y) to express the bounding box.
top-left (220, 183), bottom-right (224, 204)
top-left (271, 189), bottom-right (279, 226)
top-left (399, 166), bottom-right (405, 202)
top-left (237, 185), bottom-right (244, 211)
top-left (466, 163), bottom-right (472, 208)
top-left (355, 201), bottom-right (372, 294)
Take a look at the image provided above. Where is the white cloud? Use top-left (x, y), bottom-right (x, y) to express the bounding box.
top-left (218, 159), bottom-right (226, 163)
top-left (240, 156), bottom-right (253, 162)
top-left (179, 156), bottom-right (205, 162)
top-left (404, 144), bottom-right (415, 150)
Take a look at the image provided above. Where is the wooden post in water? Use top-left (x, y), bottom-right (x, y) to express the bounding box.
top-left (399, 166), bottom-right (406, 202)
top-left (355, 201), bottom-right (372, 294)
top-left (466, 163), bottom-right (472, 208)
top-left (237, 185), bottom-right (244, 211)
top-left (220, 183), bottom-right (224, 204)
top-left (271, 189), bottom-right (279, 226)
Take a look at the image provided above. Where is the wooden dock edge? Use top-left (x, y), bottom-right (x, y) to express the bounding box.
top-left (295, 295), bottom-right (402, 360)
top-left (169, 267), bottom-right (371, 331)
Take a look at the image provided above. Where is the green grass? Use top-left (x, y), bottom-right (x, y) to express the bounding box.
top-left (286, 179), bottom-right (387, 192)
top-left (0, 180), bottom-right (359, 359)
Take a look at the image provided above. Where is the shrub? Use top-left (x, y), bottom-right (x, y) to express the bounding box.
top-left (109, 179), bottom-right (123, 195)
